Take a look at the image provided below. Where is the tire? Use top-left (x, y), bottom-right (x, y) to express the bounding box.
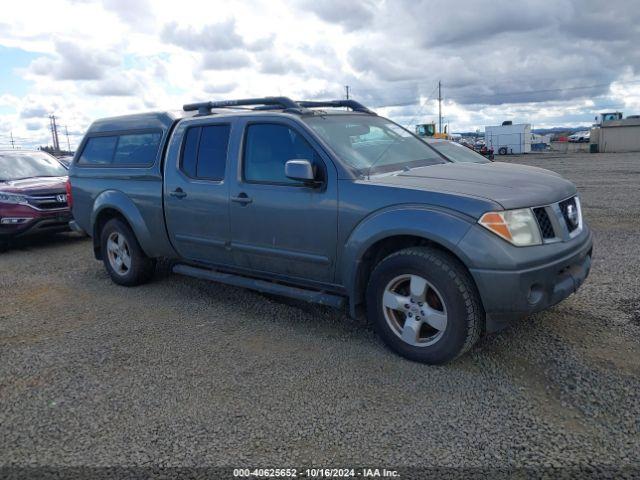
top-left (100, 218), bottom-right (156, 286)
top-left (498, 147), bottom-right (508, 155)
top-left (366, 247), bottom-right (483, 364)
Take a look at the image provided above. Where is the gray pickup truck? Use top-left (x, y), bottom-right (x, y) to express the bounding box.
top-left (68, 97), bottom-right (592, 364)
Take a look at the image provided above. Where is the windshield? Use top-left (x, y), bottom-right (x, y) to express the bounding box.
top-left (0, 151), bottom-right (67, 181)
top-left (429, 141), bottom-right (490, 164)
top-left (304, 115), bottom-right (446, 175)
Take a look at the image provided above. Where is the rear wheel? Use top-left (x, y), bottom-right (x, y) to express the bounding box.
top-left (498, 146), bottom-right (508, 155)
top-left (100, 218), bottom-right (155, 286)
top-left (366, 247), bottom-right (483, 364)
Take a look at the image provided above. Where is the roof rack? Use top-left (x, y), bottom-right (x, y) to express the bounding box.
top-left (297, 100), bottom-right (375, 115)
top-left (183, 96), bottom-right (302, 115)
top-left (182, 96), bottom-right (376, 116)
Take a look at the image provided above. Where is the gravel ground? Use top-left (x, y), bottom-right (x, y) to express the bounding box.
top-left (1, 152), bottom-right (639, 474)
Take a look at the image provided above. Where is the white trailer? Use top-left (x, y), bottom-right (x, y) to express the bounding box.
top-left (485, 123), bottom-right (531, 155)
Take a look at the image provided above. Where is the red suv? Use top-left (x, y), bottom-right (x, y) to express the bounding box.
top-left (0, 150), bottom-right (71, 249)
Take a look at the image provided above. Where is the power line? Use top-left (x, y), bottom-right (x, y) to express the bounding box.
top-left (347, 78), bottom-right (640, 110)
top-left (354, 77), bottom-right (640, 99)
top-left (471, 81), bottom-right (637, 106)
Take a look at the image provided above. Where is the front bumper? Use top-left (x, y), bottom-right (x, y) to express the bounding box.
top-left (469, 229), bottom-right (593, 332)
top-left (0, 210), bottom-right (72, 239)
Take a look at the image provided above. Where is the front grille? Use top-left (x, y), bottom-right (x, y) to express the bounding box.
top-left (533, 207), bottom-right (555, 239)
top-left (559, 196), bottom-right (579, 232)
top-left (27, 194), bottom-right (68, 210)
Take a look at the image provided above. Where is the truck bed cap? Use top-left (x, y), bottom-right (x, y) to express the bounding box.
top-left (87, 111), bottom-right (191, 134)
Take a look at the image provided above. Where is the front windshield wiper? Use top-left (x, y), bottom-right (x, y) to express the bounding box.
top-left (5, 175), bottom-right (55, 182)
top-left (401, 160), bottom-right (439, 171)
top-left (11, 175), bottom-right (62, 180)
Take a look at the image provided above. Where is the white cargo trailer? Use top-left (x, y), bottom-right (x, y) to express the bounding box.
top-left (485, 123), bottom-right (531, 155)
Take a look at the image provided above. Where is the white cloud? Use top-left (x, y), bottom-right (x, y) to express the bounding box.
top-left (202, 50), bottom-right (253, 71)
top-left (28, 40), bottom-right (119, 80)
top-left (161, 19), bottom-right (244, 52)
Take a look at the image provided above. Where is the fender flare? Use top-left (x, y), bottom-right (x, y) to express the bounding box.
top-left (91, 190), bottom-right (155, 258)
top-left (340, 205), bottom-right (475, 316)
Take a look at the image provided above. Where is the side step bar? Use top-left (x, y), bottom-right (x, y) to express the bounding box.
top-left (172, 264), bottom-right (345, 309)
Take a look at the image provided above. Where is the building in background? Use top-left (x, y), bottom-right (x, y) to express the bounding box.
top-left (594, 115), bottom-right (640, 153)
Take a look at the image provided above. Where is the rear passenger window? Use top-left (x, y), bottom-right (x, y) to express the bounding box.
top-left (180, 125), bottom-right (230, 180)
top-left (78, 131), bottom-right (162, 166)
top-left (79, 136), bottom-right (117, 164)
top-left (181, 127), bottom-right (200, 177)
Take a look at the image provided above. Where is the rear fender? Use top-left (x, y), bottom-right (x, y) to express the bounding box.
top-left (91, 190), bottom-right (154, 258)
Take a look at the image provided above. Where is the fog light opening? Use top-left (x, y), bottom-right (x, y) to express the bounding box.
top-left (527, 284), bottom-right (544, 305)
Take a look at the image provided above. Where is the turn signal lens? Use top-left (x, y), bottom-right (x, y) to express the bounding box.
top-left (479, 212), bottom-right (512, 240)
top-left (479, 209), bottom-right (542, 246)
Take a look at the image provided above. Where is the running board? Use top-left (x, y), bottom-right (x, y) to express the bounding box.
top-left (172, 264), bottom-right (345, 309)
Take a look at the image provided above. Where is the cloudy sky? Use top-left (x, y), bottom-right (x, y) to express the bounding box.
top-left (1, 0), bottom-right (639, 150)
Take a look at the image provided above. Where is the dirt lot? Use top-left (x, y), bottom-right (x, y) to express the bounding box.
top-left (1, 152), bottom-right (639, 473)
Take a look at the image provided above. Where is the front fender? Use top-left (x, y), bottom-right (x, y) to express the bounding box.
top-left (340, 205), bottom-right (475, 316)
top-left (91, 190), bottom-right (156, 257)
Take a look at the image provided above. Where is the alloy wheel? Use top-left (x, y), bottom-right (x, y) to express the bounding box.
top-left (382, 274), bottom-right (448, 347)
top-left (106, 232), bottom-right (131, 276)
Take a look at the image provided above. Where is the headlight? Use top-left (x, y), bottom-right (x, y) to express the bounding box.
top-left (479, 208), bottom-right (542, 246)
top-left (0, 191), bottom-right (29, 205)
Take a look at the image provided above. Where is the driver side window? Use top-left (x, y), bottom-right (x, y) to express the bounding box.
top-left (243, 123), bottom-right (321, 184)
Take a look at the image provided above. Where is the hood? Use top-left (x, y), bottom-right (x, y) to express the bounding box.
top-left (370, 162), bottom-right (576, 210)
top-left (0, 176), bottom-right (68, 195)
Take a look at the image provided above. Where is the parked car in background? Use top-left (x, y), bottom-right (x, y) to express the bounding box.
top-left (568, 131), bottom-right (590, 143)
top-left (69, 97), bottom-right (592, 364)
top-left (458, 138), bottom-right (474, 148)
top-left (57, 155), bottom-right (74, 168)
top-left (425, 138), bottom-right (492, 163)
top-left (0, 150), bottom-right (71, 249)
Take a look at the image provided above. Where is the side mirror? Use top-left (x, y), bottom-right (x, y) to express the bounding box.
top-left (285, 159), bottom-right (316, 183)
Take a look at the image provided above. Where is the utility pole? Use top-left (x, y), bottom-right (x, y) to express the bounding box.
top-left (10, 131), bottom-right (15, 149)
top-left (49, 114), bottom-right (60, 153)
top-left (64, 125), bottom-right (71, 152)
top-left (49, 116), bottom-right (53, 150)
top-left (345, 85), bottom-right (350, 100)
top-left (438, 80), bottom-right (442, 134)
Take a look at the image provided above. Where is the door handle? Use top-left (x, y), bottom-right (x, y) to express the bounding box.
top-left (170, 188), bottom-right (187, 199)
top-left (231, 193), bottom-right (252, 205)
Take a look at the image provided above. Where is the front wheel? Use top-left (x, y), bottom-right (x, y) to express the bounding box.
top-left (100, 218), bottom-right (156, 286)
top-left (366, 247), bottom-right (483, 364)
